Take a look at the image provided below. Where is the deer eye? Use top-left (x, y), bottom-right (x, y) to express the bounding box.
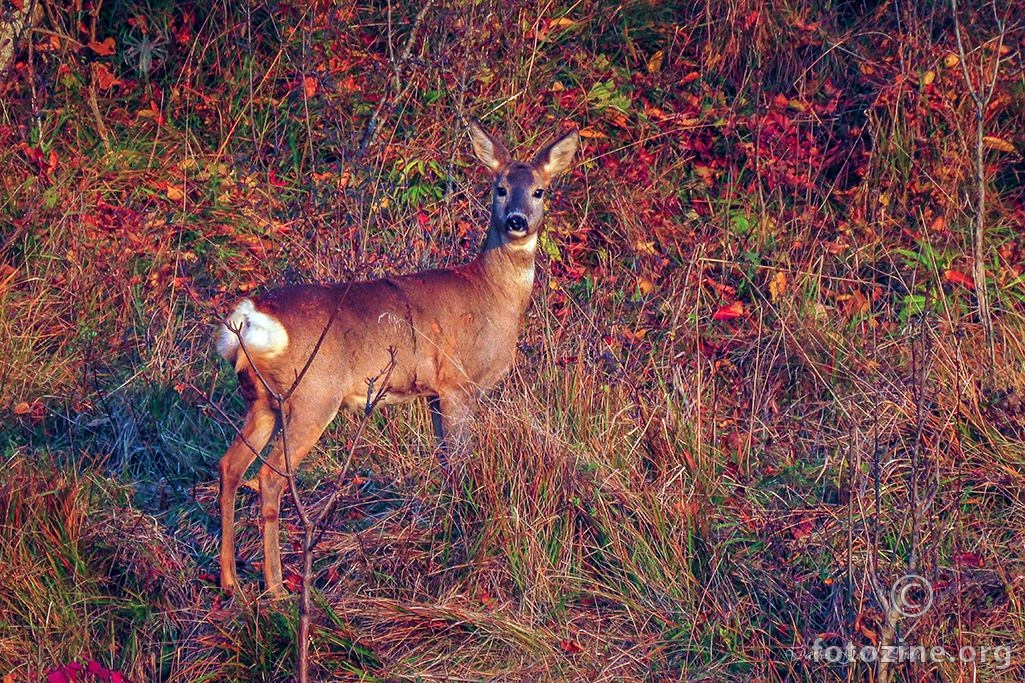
top-left (533, 188), bottom-right (545, 199)
top-left (496, 185), bottom-right (508, 197)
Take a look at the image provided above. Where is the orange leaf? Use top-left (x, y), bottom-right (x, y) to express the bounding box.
top-left (88, 37), bottom-right (116, 56)
top-left (646, 49), bottom-right (664, 74)
top-left (768, 271), bottom-right (787, 303)
top-left (303, 75), bottom-right (318, 97)
top-left (854, 611), bottom-right (878, 645)
top-left (944, 269), bottom-right (975, 290)
top-left (982, 136), bottom-right (1017, 153)
top-left (93, 62), bottom-right (121, 90)
top-left (713, 301), bottom-right (745, 321)
top-left (13, 402), bottom-right (31, 415)
top-left (791, 517), bottom-right (814, 539)
top-left (635, 241), bottom-right (657, 255)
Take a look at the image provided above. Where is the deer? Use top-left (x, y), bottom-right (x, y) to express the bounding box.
top-left (214, 120), bottom-right (579, 595)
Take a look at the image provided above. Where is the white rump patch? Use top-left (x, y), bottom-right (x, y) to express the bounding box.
top-left (216, 299), bottom-right (289, 363)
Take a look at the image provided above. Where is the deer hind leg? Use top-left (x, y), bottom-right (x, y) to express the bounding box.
top-left (428, 395), bottom-right (449, 470)
top-left (258, 389), bottom-right (342, 596)
top-left (219, 397), bottom-right (277, 592)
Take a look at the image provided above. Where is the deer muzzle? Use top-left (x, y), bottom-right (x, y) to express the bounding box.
top-left (505, 213), bottom-right (528, 235)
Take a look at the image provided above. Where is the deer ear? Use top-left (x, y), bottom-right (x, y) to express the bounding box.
top-left (468, 120), bottom-right (511, 172)
top-left (533, 129), bottom-right (579, 180)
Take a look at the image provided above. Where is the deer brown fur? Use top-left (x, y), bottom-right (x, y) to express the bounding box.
top-left (215, 121), bottom-right (579, 595)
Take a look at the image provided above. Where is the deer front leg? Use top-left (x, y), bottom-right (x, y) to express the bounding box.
top-left (432, 389), bottom-right (477, 468)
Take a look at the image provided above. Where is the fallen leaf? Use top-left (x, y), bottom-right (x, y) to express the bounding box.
top-left (647, 49), bottom-right (664, 74)
top-left (637, 277), bottom-right (655, 295)
top-left (953, 551), bottom-right (985, 568)
top-left (93, 62), bottom-right (122, 90)
top-left (713, 300), bottom-right (745, 321)
top-left (769, 271), bottom-right (787, 303)
top-left (282, 572), bottom-right (302, 593)
top-left (944, 53), bottom-right (960, 68)
top-left (854, 611), bottom-right (878, 644)
top-left (85, 660), bottom-right (113, 679)
top-left (558, 639), bottom-right (584, 654)
top-left (88, 37), bottom-right (116, 56)
top-left (944, 269), bottom-right (975, 290)
top-left (982, 136), bottom-right (1017, 153)
top-left (791, 517), bottom-right (814, 539)
top-left (303, 75), bottom-right (318, 97)
top-left (166, 184), bottom-right (185, 201)
top-left (635, 241), bottom-right (657, 255)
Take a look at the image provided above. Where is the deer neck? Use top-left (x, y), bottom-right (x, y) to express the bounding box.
top-left (477, 224), bottom-right (540, 305)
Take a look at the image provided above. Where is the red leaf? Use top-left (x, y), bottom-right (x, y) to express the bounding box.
top-left (86, 661), bottom-right (112, 679)
top-left (88, 37), bottom-right (116, 56)
top-left (713, 301), bottom-right (745, 321)
top-left (282, 572), bottom-right (303, 593)
top-left (944, 269), bottom-right (975, 290)
top-left (558, 639), bottom-right (584, 654)
top-left (47, 663), bottom-right (83, 683)
top-left (953, 551), bottom-right (984, 568)
top-left (268, 169), bottom-right (287, 188)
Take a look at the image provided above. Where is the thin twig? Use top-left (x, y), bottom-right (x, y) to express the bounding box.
top-left (952, 0), bottom-right (1007, 367)
top-left (357, 0), bottom-right (434, 158)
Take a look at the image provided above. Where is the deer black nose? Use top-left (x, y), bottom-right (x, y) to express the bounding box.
top-left (505, 214), bottom-right (528, 233)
